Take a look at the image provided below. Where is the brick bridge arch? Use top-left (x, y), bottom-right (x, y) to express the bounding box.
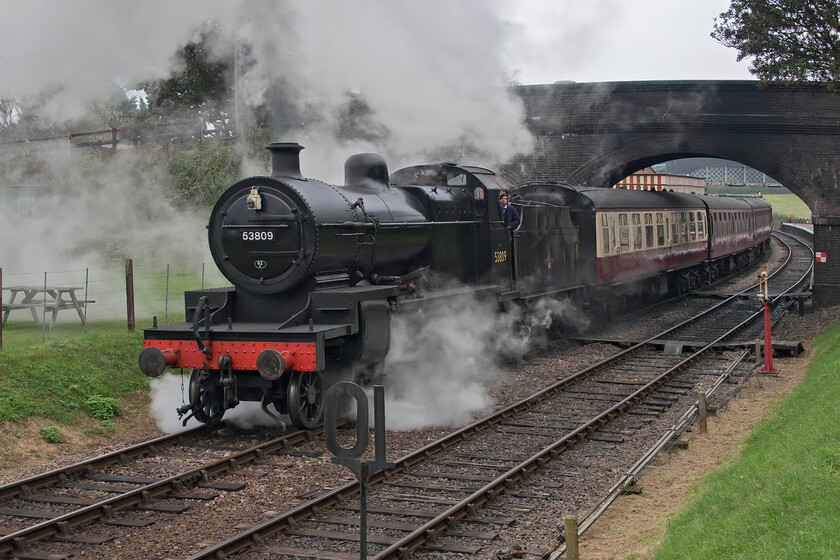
top-left (505, 80), bottom-right (840, 305)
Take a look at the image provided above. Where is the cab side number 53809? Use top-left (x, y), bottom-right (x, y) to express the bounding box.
top-left (494, 250), bottom-right (507, 263)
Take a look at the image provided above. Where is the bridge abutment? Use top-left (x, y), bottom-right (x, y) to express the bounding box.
top-left (812, 218), bottom-right (840, 306)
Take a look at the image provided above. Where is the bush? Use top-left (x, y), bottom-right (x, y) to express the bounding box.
top-left (39, 426), bottom-right (64, 444)
top-left (167, 143), bottom-right (242, 208)
top-left (85, 395), bottom-right (122, 420)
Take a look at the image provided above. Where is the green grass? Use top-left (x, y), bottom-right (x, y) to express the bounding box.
top-left (0, 322), bottom-right (150, 424)
top-left (762, 193), bottom-right (811, 223)
top-left (653, 320), bottom-right (840, 559)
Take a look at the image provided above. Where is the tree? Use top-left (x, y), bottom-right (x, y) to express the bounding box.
top-left (712, 0), bottom-right (840, 89)
top-left (138, 21), bottom-right (233, 127)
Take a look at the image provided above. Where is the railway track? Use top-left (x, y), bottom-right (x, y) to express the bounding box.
top-left (0, 425), bottom-right (329, 559)
top-left (0, 233), bottom-right (813, 560)
top-left (174, 235), bottom-right (813, 559)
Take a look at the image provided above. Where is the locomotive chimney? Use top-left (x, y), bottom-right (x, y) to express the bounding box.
top-left (267, 142), bottom-right (304, 179)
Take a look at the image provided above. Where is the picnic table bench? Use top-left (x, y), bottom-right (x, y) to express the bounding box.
top-left (1, 285), bottom-right (95, 329)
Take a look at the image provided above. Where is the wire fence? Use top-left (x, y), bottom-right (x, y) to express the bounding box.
top-left (0, 259), bottom-right (228, 349)
top-left (689, 166), bottom-right (782, 187)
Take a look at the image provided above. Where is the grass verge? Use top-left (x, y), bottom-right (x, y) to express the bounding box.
top-left (653, 321), bottom-right (840, 559)
top-left (0, 324), bottom-right (148, 424)
top-left (762, 192), bottom-right (811, 223)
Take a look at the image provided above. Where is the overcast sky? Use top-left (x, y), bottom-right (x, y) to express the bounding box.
top-left (502, 0), bottom-right (753, 84)
top-left (0, 0), bottom-right (752, 105)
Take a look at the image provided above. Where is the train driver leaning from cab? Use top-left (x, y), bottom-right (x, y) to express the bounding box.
top-left (499, 191), bottom-right (520, 230)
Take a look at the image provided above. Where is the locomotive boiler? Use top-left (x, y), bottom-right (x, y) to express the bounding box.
top-left (140, 142), bottom-right (771, 430)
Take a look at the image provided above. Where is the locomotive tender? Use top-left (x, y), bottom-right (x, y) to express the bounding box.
top-left (139, 143), bottom-right (772, 429)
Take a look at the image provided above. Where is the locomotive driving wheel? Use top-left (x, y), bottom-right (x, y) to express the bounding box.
top-left (188, 368), bottom-right (226, 426)
top-left (286, 371), bottom-right (323, 429)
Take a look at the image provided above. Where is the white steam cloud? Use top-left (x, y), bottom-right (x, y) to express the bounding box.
top-left (379, 290), bottom-right (588, 431)
top-left (1, 1), bottom-right (533, 176)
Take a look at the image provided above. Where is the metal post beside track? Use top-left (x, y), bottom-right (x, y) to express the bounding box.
top-left (325, 384), bottom-right (393, 560)
top-left (757, 268), bottom-right (778, 374)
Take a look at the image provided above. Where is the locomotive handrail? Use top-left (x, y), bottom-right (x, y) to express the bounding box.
top-left (222, 223), bottom-right (290, 228)
top-left (322, 220), bottom-right (478, 227)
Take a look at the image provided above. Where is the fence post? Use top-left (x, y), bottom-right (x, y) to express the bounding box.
top-left (165, 264), bottom-right (170, 326)
top-left (698, 391), bottom-right (708, 434)
top-left (125, 259), bottom-right (135, 333)
top-left (111, 127), bottom-right (117, 151)
top-left (42, 271), bottom-right (47, 342)
top-left (0, 267), bottom-right (3, 351)
top-left (83, 268), bottom-right (89, 334)
top-left (564, 516), bottom-right (580, 560)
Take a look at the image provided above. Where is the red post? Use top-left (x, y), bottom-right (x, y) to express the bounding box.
top-left (757, 268), bottom-right (777, 374)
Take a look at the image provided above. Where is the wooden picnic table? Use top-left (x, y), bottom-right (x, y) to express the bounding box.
top-left (1, 285), bottom-right (94, 329)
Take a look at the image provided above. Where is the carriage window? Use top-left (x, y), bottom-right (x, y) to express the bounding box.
top-left (697, 212), bottom-right (705, 239)
top-left (680, 212), bottom-right (688, 243)
top-left (633, 213), bottom-right (642, 249)
top-left (671, 212), bottom-right (679, 243)
top-left (601, 214), bottom-right (610, 255)
top-left (656, 213), bottom-right (665, 246)
top-left (689, 212), bottom-right (696, 241)
top-left (619, 213), bottom-right (629, 250)
top-left (644, 213), bottom-right (654, 248)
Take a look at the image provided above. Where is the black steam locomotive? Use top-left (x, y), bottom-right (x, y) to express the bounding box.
top-left (139, 143), bottom-right (771, 429)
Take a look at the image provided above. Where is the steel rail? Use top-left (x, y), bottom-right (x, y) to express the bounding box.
top-left (0, 426), bottom-right (205, 501)
top-left (0, 424), bottom-right (326, 557)
top-left (183, 245), bottom-right (797, 560)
